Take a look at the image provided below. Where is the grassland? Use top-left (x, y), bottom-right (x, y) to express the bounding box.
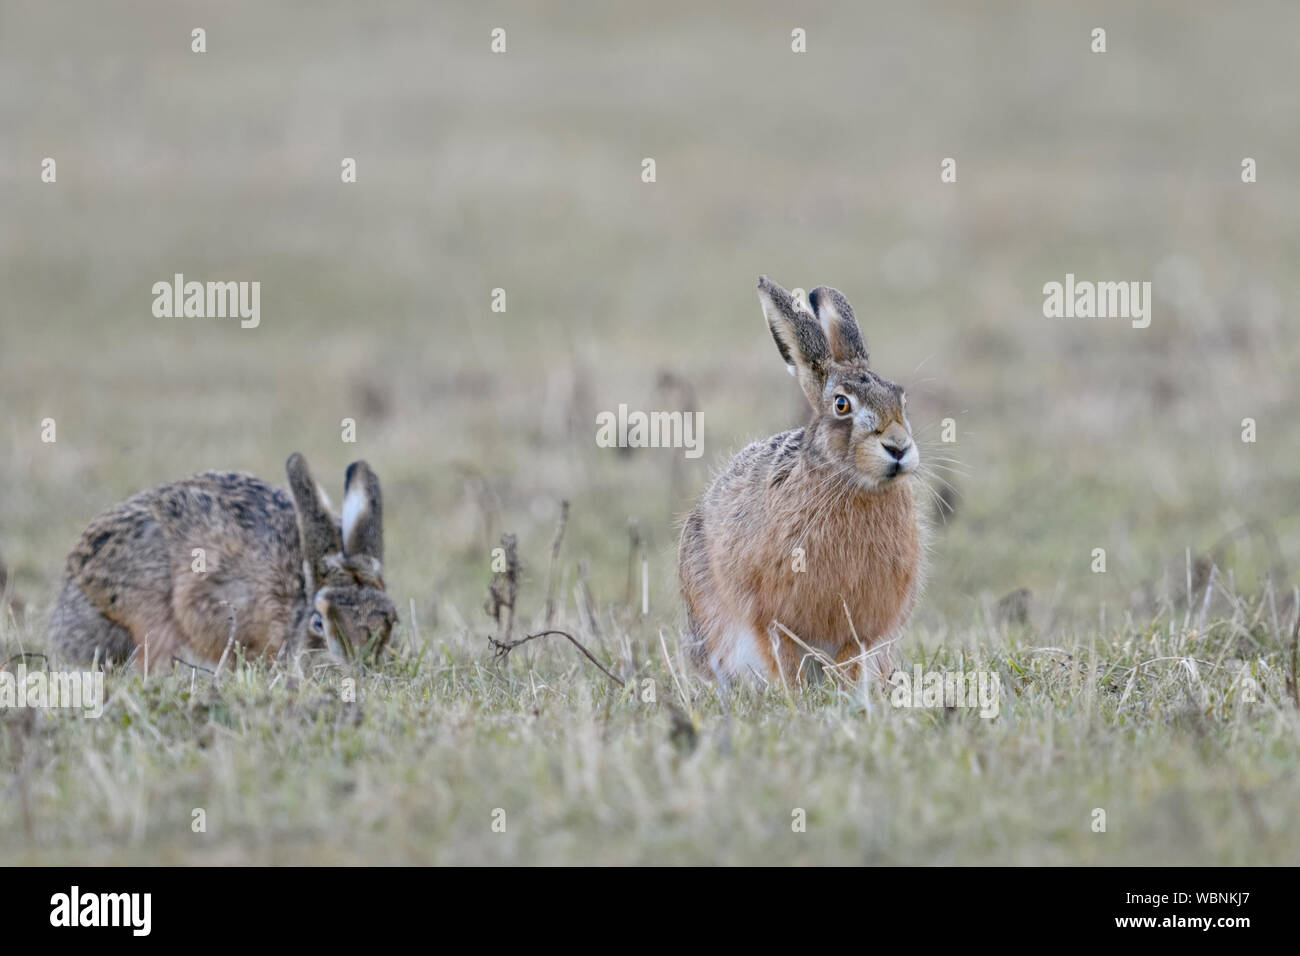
top-left (2, 1), bottom-right (1299, 864)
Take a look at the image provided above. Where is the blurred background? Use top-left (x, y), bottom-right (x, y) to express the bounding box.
top-left (2, 0), bottom-right (1298, 641)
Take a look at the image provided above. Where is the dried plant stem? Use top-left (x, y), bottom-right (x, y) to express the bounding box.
top-left (544, 500), bottom-right (569, 628)
top-left (485, 533), bottom-right (520, 643)
top-left (1287, 594), bottom-right (1300, 709)
top-left (489, 628), bottom-right (624, 689)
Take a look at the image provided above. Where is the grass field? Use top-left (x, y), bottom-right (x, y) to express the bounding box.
top-left (2, 1), bottom-right (1299, 864)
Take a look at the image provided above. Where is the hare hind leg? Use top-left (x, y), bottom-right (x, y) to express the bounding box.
top-left (50, 579), bottom-right (135, 666)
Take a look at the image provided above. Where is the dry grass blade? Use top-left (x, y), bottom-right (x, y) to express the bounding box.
top-left (488, 628), bottom-right (625, 689)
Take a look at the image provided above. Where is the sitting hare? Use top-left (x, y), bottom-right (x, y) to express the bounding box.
top-left (50, 453), bottom-right (396, 668)
top-left (679, 277), bottom-right (923, 685)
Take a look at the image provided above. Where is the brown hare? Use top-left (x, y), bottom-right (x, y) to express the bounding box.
top-left (678, 277), bottom-right (923, 685)
top-left (50, 453), bottom-right (396, 668)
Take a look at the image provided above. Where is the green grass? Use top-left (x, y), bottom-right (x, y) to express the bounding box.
top-left (3, 0), bottom-right (1300, 864)
top-left (2, 590), bottom-right (1297, 865)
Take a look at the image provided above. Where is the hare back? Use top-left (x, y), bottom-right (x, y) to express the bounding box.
top-left (62, 472), bottom-right (307, 663)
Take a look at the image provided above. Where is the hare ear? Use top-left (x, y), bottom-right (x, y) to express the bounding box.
top-left (757, 276), bottom-right (830, 408)
top-left (341, 460), bottom-right (383, 563)
top-left (808, 286), bottom-right (868, 364)
top-left (286, 453), bottom-right (342, 585)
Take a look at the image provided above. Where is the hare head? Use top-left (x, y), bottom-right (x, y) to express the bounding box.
top-left (286, 453), bottom-right (397, 659)
top-left (757, 276), bottom-right (917, 491)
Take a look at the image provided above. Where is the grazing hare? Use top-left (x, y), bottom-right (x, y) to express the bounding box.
top-left (50, 453), bottom-right (396, 668)
top-left (678, 277), bottom-right (923, 685)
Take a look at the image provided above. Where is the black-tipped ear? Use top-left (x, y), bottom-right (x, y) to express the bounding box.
top-left (341, 460), bottom-right (383, 563)
top-left (757, 276), bottom-right (830, 408)
top-left (286, 453), bottom-right (342, 586)
top-left (808, 286), bottom-right (868, 364)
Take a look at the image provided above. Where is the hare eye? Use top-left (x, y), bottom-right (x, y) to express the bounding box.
top-left (833, 395), bottom-right (852, 416)
top-left (309, 611), bottom-right (325, 635)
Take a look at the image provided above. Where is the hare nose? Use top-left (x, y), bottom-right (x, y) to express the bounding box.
top-left (882, 441), bottom-right (910, 461)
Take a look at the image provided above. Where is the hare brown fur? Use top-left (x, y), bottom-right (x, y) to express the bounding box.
top-left (49, 453), bottom-right (396, 668)
top-left (678, 277), bottom-right (924, 685)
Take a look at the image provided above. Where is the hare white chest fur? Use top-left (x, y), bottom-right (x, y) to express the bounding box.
top-left (678, 277), bottom-right (924, 684)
